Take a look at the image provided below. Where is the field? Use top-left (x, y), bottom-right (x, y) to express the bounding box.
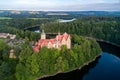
top-left (27, 18), bottom-right (49, 20)
top-left (0, 17), bottom-right (12, 19)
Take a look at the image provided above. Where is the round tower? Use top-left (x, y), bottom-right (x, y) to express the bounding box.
top-left (41, 30), bottom-right (46, 39)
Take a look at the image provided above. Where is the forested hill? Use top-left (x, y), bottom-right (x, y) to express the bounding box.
top-left (42, 16), bottom-right (120, 45)
top-left (0, 35), bottom-right (102, 80)
top-left (0, 10), bottom-right (120, 18)
top-left (0, 16), bottom-right (119, 45)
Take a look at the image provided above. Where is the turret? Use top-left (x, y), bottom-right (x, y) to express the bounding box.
top-left (41, 30), bottom-right (46, 39)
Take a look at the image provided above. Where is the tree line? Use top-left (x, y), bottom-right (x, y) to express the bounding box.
top-left (42, 16), bottom-right (120, 45)
top-left (0, 16), bottom-right (120, 44)
top-left (0, 26), bottom-right (40, 41)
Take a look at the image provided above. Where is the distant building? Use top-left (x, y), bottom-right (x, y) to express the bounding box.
top-left (0, 33), bottom-right (9, 38)
top-left (33, 30), bottom-right (71, 52)
top-left (0, 33), bottom-right (16, 39)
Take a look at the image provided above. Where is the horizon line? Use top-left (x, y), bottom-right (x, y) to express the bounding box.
top-left (0, 9), bottom-right (120, 12)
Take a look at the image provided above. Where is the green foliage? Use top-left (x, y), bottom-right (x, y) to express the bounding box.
top-left (0, 59), bottom-right (18, 80)
top-left (0, 18), bottom-right (54, 29)
top-left (0, 35), bottom-right (101, 80)
top-left (42, 16), bottom-right (120, 45)
top-left (0, 39), bottom-right (8, 51)
top-left (0, 39), bottom-right (10, 62)
top-left (0, 16), bottom-right (109, 80)
top-left (0, 26), bottom-right (40, 41)
top-left (0, 62), bottom-right (12, 79)
top-left (15, 35), bottom-right (101, 80)
top-left (16, 63), bottom-right (26, 80)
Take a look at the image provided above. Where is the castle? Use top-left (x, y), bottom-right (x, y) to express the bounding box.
top-left (33, 30), bottom-right (71, 52)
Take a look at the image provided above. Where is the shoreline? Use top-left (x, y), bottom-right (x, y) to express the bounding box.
top-left (86, 36), bottom-right (120, 48)
top-left (78, 54), bottom-right (101, 70)
top-left (35, 53), bottom-right (101, 80)
top-left (35, 37), bottom-right (117, 80)
top-left (97, 40), bottom-right (120, 48)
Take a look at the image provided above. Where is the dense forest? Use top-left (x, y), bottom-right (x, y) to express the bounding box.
top-left (0, 18), bottom-right (55, 29)
top-left (0, 16), bottom-right (120, 45)
top-left (0, 18), bottom-right (55, 41)
top-left (42, 16), bottom-right (120, 45)
top-left (0, 35), bottom-right (101, 80)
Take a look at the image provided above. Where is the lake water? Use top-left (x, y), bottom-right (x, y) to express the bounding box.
top-left (59, 18), bottom-right (76, 22)
top-left (83, 52), bottom-right (120, 80)
top-left (34, 30), bottom-right (40, 33)
top-left (39, 41), bottom-right (120, 80)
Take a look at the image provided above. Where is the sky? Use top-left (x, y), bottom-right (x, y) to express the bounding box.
top-left (0, 0), bottom-right (120, 11)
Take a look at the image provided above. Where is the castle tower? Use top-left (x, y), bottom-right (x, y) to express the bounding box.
top-left (41, 30), bottom-right (46, 39)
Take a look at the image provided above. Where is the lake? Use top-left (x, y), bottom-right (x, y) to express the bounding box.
top-left (39, 41), bottom-right (120, 80)
top-left (59, 18), bottom-right (76, 22)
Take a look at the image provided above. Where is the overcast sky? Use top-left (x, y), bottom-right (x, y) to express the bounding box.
top-left (0, 0), bottom-right (120, 11)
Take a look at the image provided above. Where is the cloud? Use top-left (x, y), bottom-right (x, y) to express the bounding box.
top-left (61, 3), bottom-right (120, 11)
top-left (0, 0), bottom-right (120, 11)
top-left (73, 0), bottom-right (119, 4)
top-left (0, 0), bottom-right (60, 10)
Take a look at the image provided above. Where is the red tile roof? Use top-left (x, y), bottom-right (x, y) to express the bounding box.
top-left (33, 32), bottom-right (70, 52)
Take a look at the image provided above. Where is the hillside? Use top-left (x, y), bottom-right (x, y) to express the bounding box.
top-left (0, 10), bottom-right (120, 18)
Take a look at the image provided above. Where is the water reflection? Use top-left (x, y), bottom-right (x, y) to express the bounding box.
top-left (98, 41), bottom-right (120, 58)
top-left (83, 52), bottom-right (120, 80)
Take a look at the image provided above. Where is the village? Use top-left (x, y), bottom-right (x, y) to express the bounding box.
top-left (0, 33), bottom-right (16, 39)
top-left (0, 32), bottom-right (25, 58)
